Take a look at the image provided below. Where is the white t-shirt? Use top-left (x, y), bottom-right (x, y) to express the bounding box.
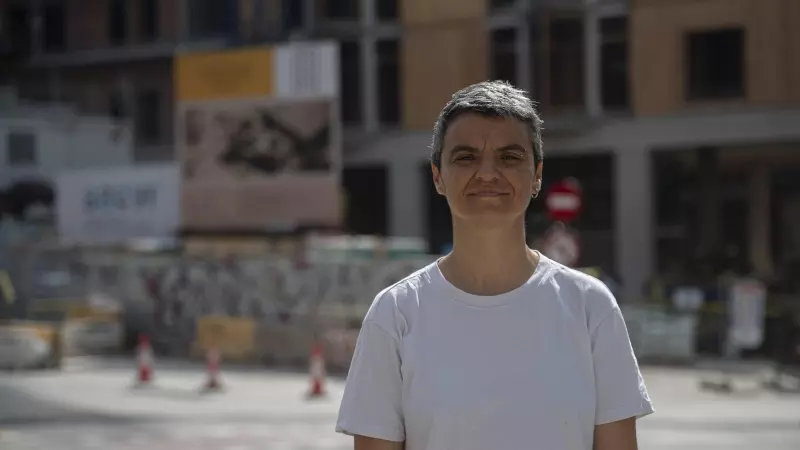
top-left (336, 254), bottom-right (654, 450)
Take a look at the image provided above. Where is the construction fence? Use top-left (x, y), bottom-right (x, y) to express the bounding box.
top-left (1, 245), bottom-right (433, 371)
top-left (6, 245), bottom-right (794, 371)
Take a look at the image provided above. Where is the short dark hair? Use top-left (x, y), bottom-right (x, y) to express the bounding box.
top-left (430, 80), bottom-right (544, 168)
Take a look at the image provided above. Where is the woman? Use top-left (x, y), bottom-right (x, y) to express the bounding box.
top-left (336, 81), bottom-right (653, 450)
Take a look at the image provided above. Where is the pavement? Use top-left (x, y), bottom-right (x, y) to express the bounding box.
top-left (0, 358), bottom-right (799, 449)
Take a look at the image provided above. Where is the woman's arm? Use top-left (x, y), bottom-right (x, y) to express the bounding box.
top-left (594, 417), bottom-right (637, 450)
top-left (354, 435), bottom-right (404, 450)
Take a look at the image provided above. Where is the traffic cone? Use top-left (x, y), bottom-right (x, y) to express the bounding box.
top-left (307, 341), bottom-right (327, 399)
top-left (134, 334), bottom-right (154, 388)
top-left (202, 347), bottom-right (223, 393)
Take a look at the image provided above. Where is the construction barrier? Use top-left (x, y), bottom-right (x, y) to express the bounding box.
top-left (61, 306), bottom-right (123, 356)
top-left (623, 305), bottom-right (698, 363)
top-left (192, 316), bottom-right (257, 362)
top-left (0, 321), bottom-right (61, 370)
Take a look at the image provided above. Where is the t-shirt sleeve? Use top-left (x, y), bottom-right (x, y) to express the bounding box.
top-left (335, 320), bottom-right (405, 442)
top-left (591, 305), bottom-right (655, 425)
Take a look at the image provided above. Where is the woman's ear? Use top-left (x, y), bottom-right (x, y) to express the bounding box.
top-left (431, 163), bottom-right (446, 195)
top-left (532, 178), bottom-right (542, 197)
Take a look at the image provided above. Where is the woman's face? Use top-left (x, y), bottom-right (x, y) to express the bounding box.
top-left (432, 113), bottom-right (542, 227)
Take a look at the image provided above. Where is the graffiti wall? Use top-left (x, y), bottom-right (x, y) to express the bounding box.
top-left (83, 254), bottom-right (432, 368)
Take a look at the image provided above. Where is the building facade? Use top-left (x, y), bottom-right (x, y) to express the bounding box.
top-left (0, 87), bottom-right (132, 223)
top-left (2, 0), bottom-right (800, 302)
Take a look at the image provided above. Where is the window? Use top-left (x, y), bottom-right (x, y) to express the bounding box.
top-left (490, 0), bottom-right (517, 10)
top-left (109, 91), bottom-right (127, 119)
top-left (340, 40), bottom-right (362, 125)
top-left (135, 89), bottom-right (161, 144)
top-left (376, 0), bottom-right (398, 21)
top-left (323, 0), bottom-right (359, 20)
top-left (283, 0), bottom-right (304, 31)
top-left (43, 3), bottom-right (66, 52)
top-left (108, 0), bottom-right (127, 45)
top-left (189, 0), bottom-right (237, 38)
top-left (139, 0), bottom-right (159, 41)
top-left (685, 28), bottom-right (745, 100)
top-left (490, 28), bottom-right (517, 86)
top-left (6, 6), bottom-right (32, 56)
top-left (342, 165), bottom-right (388, 236)
top-left (600, 16), bottom-right (629, 110)
top-left (6, 132), bottom-right (37, 166)
top-left (377, 39), bottom-right (401, 126)
top-left (549, 17), bottom-right (585, 109)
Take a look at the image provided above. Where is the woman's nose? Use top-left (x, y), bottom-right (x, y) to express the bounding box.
top-left (475, 156), bottom-right (499, 181)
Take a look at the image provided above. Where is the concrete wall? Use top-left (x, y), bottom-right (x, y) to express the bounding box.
top-left (11, 59), bottom-right (175, 161)
top-left (0, 110), bottom-right (133, 189)
top-left (631, 0), bottom-right (800, 115)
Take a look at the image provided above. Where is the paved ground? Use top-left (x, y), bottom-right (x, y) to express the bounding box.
top-left (1, 358), bottom-right (799, 449)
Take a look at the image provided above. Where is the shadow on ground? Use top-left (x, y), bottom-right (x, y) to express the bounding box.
top-left (0, 384), bottom-right (147, 428)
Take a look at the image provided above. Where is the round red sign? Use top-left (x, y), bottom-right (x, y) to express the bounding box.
top-left (544, 178), bottom-right (583, 223)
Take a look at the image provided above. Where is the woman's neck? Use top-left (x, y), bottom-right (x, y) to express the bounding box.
top-left (439, 217), bottom-right (540, 296)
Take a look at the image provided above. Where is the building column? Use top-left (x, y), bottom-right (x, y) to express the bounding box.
top-left (697, 147), bottom-right (719, 262)
top-left (614, 146), bottom-right (654, 303)
top-left (515, 1), bottom-right (532, 92)
top-left (31, 0), bottom-right (44, 55)
top-left (302, 0), bottom-right (315, 34)
top-left (49, 69), bottom-right (62, 102)
top-left (361, 0), bottom-right (378, 133)
top-left (748, 164), bottom-right (772, 277)
top-left (583, 7), bottom-right (601, 118)
top-left (179, 0), bottom-right (190, 40)
top-left (390, 161), bottom-right (425, 238)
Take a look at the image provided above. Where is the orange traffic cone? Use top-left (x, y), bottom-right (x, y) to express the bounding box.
top-left (202, 347), bottom-right (223, 393)
top-left (307, 341), bottom-right (327, 399)
top-left (134, 334), bottom-right (154, 387)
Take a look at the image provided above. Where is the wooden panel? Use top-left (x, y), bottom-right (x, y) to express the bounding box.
top-left (402, 19), bottom-right (488, 130)
top-left (402, 0), bottom-right (486, 25)
top-left (630, 6), bottom-right (684, 115)
top-left (631, 0), bottom-right (799, 115)
top-left (787, 0), bottom-right (800, 102)
top-left (159, 0), bottom-right (181, 41)
top-left (745, 0), bottom-right (785, 106)
top-left (66, 0), bottom-right (108, 50)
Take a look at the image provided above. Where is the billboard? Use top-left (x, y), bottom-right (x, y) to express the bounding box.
top-left (55, 165), bottom-right (180, 245)
top-left (175, 42), bottom-right (341, 232)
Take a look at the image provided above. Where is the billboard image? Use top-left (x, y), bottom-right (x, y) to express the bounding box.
top-left (55, 165), bottom-right (180, 245)
top-left (175, 42), bottom-right (341, 232)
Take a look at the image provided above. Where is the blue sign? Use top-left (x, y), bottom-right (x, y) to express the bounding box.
top-left (83, 185), bottom-right (158, 214)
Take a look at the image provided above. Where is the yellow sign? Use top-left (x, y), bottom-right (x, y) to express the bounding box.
top-left (0, 321), bottom-right (57, 350)
top-left (175, 48), bottom-right (275, 102)
top-left (67, 305), bottom-right (119, 322)
top-left (194, 316), bottom-right (256, 361)
top-left (0, 271), bottom-right (15, 305)
top-left (175, 47), bottom-right (275, 102)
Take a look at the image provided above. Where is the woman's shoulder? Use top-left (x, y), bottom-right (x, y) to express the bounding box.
top-left (362, 262), bottom-right (438, 331)
top-left (538, 256), bottom-right (619, 318)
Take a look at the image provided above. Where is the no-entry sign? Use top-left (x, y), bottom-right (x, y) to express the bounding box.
top-left (545, 178), bottom-right (583, 223)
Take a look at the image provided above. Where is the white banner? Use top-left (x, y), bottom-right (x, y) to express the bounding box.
top-left (728, 278), bottom-right (767, 350)
top-left (56, 164), bottom-right (180, 245)
top-left (275, 41), bottom-right (339, 99)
